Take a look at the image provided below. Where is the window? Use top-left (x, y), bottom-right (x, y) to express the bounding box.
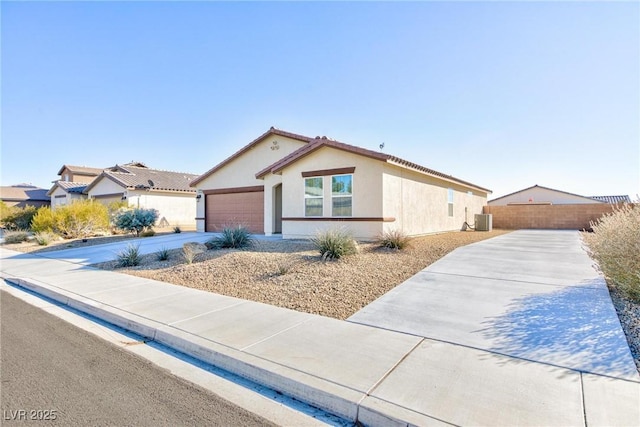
top-left (304, 177), bottom-right (323, 216)
top-left (332, 175), bottom-right (352, 216)
top-left (448, 188), bottom-right (454, 217)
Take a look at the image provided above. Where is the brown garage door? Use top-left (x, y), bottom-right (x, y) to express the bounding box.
top-left (205, 188), bottom-right (264, 233)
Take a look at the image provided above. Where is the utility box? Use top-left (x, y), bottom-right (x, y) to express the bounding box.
top-left (475, 214), bottom-right (493, 231)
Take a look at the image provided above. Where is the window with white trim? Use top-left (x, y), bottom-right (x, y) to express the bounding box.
top-left (448, 188), bottom-right (454, 217)
top-left (332, 174), bottom-right (352, 217)
top-left (304, 177), bottom-right (323, 216)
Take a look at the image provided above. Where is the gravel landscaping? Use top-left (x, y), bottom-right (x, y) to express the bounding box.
top-left (94, 230), bottom-right (511, 320)
top-left (4, 228), bottom-right (638, 374)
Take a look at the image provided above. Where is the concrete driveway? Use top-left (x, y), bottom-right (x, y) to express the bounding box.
top-left (36, 232), bottom-right (286, 265)
top-left (36, 232), bottom-right (216, 265)
top-left (348, 229), bottom-right (638, 380)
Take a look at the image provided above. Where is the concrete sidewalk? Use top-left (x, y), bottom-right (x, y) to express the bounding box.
top-left (1, 230), bottom-right (638, 426)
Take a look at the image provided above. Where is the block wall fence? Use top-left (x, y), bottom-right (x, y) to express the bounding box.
top-left (482, 203), bottom-right (634, 230)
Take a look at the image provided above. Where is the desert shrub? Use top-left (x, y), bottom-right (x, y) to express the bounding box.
top-left (31, 207), bottom-right (56, 233)
top-left (583, 204), bottom-right (640, 301)
top-left (140, 229), bottom-right (156, 237)
top-left (113, 208), bottom-right (159, 237)
top-left (207, 225), bottom-right (252, 249)
top-left (173, 226), bottom-right (182, 233)
top-left (0, 201), bottom-right (14, 224)
top-left (377, 229), bottom-right (411, 250)
top-left (34, 231), bottom-right (59, 246)
top-left (310, 228), bottom-right (358, 260)
top-left (157, 247), bottom-right (170, 261)
top-left (31, 201), bottom-right (109, 239)
top-left (53, 200), bottom-right (110, 239)
top-left (3, 230), bottom-right (30, 244)
top-left (116, 244), bottom-right (142, 267)
top-left (2, 206), bottom-right (38, 231)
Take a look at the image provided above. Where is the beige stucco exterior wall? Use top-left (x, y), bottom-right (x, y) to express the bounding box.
top-left (382, 165), bottom-right (488, 236)
top-left (59, 168), bottom-right (97, 184)
top-left (194, 135), bottom-right (308, 232)
top-left (279, 147), bottom-right (385, 240)
top-left (127, 190), bottom-right (196, 228)
top-left (87, 177), bottom-right (124, 198)
top-left (488, 187), bottom-right (601, 206)
top-left (50, 187), bottom-right (86, 209)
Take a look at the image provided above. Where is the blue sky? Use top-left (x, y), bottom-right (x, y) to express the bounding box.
top-left (2, 1), bottom-right (638, 200)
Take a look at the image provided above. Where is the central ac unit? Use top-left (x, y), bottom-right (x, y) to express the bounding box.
top-left (475, 214), bottom-right (493, 232)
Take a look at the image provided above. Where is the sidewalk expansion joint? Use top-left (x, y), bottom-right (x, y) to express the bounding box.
top-left (347, 319), bottom-right (638, 383)
top-left (240, 318), bottom-right (313, 351)
top-left (167, 301), bottom-right (248, 326)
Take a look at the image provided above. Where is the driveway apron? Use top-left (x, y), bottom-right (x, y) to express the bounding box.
top-left (348, 229), bottom-right (638, 380)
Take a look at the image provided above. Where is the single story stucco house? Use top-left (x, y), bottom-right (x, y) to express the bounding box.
top-left (487, 184), bottom-right (617, 206)
top-left (84, 163), bottom-right (198, 229)
top-left (0, 185), bottom-right (51, 208)
top-left (191, 127), bottom-right (491, 239)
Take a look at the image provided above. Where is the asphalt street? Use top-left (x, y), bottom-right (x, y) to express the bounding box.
top-left (0, 290), bottom-right (276, 426)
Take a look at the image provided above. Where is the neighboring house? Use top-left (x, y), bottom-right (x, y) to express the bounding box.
top-left (488, 185), bottom-right (607, 206)
top-left (0, 184), bottom-right (51, 208)
top-left (57, 165), bottom-right (104, 184)
top-left (590, 195), bottom-right (632, 204)
top-left (48, 182), bottom-right (90, 209)
top-left (48, 165), bottom-right (104, 209)
top-left (85, 163), bottom-right (198, 228)
top-left (191, 127), bottom-right (491, 239)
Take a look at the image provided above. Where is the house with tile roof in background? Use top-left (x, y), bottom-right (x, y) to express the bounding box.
top-left (488, 184), bottom-right (632, 206)
top-left (0, 184), bottom-right (51, 208)
top-left (48, 165), bottom-right (104, 209)
top-left (191, 127), bottom-right (491, 239)
top-left (84, 163), bottom-right (198, 229)
top-left (48, 162), bottom-right (199, 229)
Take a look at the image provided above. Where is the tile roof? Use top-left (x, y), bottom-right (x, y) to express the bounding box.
top-left (57, 165), bottom-right (105, 176)
top-left (256, 135), bottom-right (492, 193)
top-left (190, 127), bottom-right (314, 186)
top-left (50, 181), bottom-right (89, 195)
top-left (86, 165), bottom-right (198, 193)
top-left (590, 195), bottom-right (632, 204)
top-left (1, 185), bottom-right (51, 201)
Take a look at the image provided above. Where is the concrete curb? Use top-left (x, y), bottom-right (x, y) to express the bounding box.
top-left (1, 275), bottom-right (397, 425)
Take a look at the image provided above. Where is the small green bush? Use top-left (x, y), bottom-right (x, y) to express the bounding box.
top-left (114, 208), bottom-right (159, 237)
top-left (3, 206), bottom-right (38, 231)
top-left (116, 244), bottom-right (142, 267)
top-left (173, 226), bottom-right (182, 233)
top-left (310, 228), bottom-right (358, 260)
top-left (3, 230), bottom-right (30, 244)
top-left (207, 225), bottom-right (253, 249)
top-left (34, 231), bottom-right (58, 246)
top-left (584, 204), bottom-right (640, 301)
top-left (156, 247), bottom-right (170, 261)
top-left (140, 229), bottom-right (156, 237)
top-left (377, 229), bottom-right (411, 250)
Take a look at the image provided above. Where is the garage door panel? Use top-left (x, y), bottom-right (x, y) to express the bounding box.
top-left (205, 191), bottom-right (264, 233)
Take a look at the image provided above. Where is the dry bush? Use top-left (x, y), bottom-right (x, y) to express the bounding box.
top-left (377, 229), bottom-right (411, 250)
top-left (584, 204), bottom-right (640, 301)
